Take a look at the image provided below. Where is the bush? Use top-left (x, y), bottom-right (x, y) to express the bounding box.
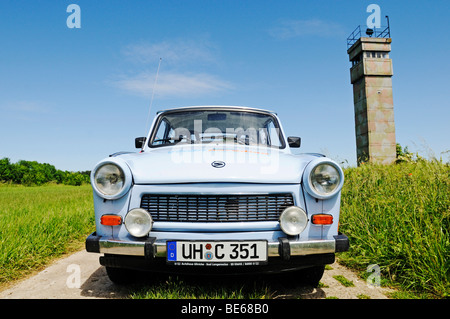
top-left (0, 158), bottom-right (90, 186)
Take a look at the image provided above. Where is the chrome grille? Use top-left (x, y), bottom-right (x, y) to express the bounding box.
top-left (140, 194), bottom-right (294, 222)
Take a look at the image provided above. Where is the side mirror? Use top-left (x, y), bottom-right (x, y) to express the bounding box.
top-left (288, 136), bottom-right (301, 148)
top-left (135, 137), bottom-right (146, 149)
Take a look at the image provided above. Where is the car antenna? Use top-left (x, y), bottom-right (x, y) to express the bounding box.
top-left (142, 57), bottom-right (162, 152)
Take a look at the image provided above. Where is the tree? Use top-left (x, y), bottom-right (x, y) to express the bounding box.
top-left (0, 158), bottom-right (90, 186)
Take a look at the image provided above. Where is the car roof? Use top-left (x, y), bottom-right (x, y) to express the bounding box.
top-left (156, 105), bottom-right (277, 115)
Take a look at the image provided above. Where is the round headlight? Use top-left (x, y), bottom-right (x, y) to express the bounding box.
top-left (94, 163), bottom-right (125, 196)
top-left (303, 159), bottom-right (344, 199)
top-left (91, 159), bottom-right (132, 200)
top-left (311, 163), bottom-right (341, 195)
top-left (279, 206), bottom-right (308, 236)
top-left (124, 208), bottom-right (153, 238)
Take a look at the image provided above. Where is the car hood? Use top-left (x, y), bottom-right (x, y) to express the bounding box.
top-left (117, 145), bottom-right (320, 184)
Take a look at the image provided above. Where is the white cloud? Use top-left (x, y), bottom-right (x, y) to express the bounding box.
top-left (114, 37), bottom-right (232, 99)
top-left (0, 100), bottom-right (51, 123)
top-left (1, 100), bottom-right (49, 114)
top-left (114, 71), bottom-right (233, 98)
top-left (269, 19), bottom-right (346, 39)
top-left (122, 38), bottom-right (218, 66)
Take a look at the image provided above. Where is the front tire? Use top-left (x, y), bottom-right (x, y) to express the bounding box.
top-left (105, 267), bottom-right (137, 285)
top-left (300, 265), bottom-right (325, 287)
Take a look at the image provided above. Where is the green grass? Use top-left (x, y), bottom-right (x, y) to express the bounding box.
top-left (333, 275), bottom-right (355, 287)
top-left (130, 275), bottom-right (272, 299)
top-left (339, 160), bottom-right (449, 298)
top-left (0, 184), bottom-right (95, 286)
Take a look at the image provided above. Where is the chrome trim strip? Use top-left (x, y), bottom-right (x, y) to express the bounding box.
top-left (152, 221), bottom-right (280, 232)
top-left (289, 239), bottom-right (336, 255)
top-left (99, 238), bottom-right (145, 256)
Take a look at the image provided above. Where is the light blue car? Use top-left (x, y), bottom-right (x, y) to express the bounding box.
top-left (86, 106), bottom-right (349, 285)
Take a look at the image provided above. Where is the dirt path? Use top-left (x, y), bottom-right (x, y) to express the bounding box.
top-left (0, 250), bottom-right (394, 299)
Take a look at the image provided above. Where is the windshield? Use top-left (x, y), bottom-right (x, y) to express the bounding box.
top-left (149, 109), bottom-right (285, 148)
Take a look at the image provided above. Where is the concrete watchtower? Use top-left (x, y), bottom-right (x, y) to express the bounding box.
top-left (347, 23), bottom-right (396, 165)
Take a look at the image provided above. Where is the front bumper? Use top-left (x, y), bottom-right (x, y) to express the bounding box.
top-left (86, 232), bottom-right (349, 260)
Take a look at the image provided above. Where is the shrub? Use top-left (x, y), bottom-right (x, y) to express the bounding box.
top-left (0, 158), bottom-right (90, 186)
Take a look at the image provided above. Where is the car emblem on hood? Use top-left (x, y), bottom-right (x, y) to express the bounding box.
top-left (211, 161), bottom-right (226, 168)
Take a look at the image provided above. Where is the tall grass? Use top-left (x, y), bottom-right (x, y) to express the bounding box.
top-left (0, 184), bottom-right (94, 285)
top-left (339, 160), bottom-right (449, 298)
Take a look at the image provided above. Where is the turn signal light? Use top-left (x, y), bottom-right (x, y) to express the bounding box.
top-left (100, 215), bottom-right (122, 226)
top-left (311, 214), bottom-right (333, 225)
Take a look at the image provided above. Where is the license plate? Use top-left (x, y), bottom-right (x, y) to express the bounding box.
top-left (166, 240), bottom-right (268, 266)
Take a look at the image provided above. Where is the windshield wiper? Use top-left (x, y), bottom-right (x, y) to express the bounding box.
top-left (200, 133), bottom-right (236, 141)
top-left (153, 136), bottom-right (182, 144)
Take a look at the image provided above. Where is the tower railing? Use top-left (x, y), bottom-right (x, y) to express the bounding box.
top-left (347, 23), bottom-right (391, 49)
top-left (347, 25), bottom-right (361, 49)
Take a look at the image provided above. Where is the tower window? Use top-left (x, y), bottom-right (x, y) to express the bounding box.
top-left (351, 53), bottom-right (362, 66)
top-left (365, 51), bottom-right (389, 59)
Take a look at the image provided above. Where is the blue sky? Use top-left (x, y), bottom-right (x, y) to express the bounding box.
top-left (0, 0), bottom-right (449, 171)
